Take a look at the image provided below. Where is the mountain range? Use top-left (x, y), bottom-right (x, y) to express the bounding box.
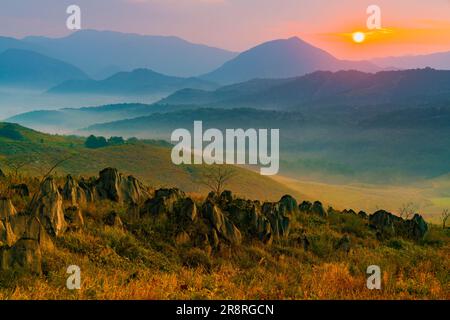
top-left (201, 37), bottom-right (379, 84)
top-left (17, 30), bottom-right (238, 78)
top-left (48, 68), bottom-right (218, 96)
top-left (372, 51), bottom-right (450, 70)
top-left (162, 68), bottom-right (450, 110)
top-left (0, 49), bottom-right (89, 88)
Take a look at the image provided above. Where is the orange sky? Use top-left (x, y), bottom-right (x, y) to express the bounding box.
top-left (304, 20), bottom-right (450, 60)
top-left (2, 0), bottom-right (450, 59)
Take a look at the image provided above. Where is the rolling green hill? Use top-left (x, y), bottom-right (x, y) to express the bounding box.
top-left (0, 122), bottom-right (300, 201)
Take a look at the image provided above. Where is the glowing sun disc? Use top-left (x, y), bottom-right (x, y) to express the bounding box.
top-left (352, 32), bottom-right (366, 43)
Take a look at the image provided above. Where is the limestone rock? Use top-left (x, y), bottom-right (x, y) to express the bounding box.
top-left (30, 177), bottom-right (67, 237)
top-left (179, 198), bottom-right (198, 222)
top-left (0, 239), bottom-right (42, 274)
top-left (202, 201), bottom-right (242, 245)
top-left (358, 211), bottom-right (368, 219)
top-left (96, 168), bottom-right (149, 205)
top-left (262, 195), bottom-right (298, 239)
top-left (299, 201), bottom-right (312, 213)
top-left (62, 175), bottom-right (87, 207)
top-left (369, 210), bottom-right (428, 240)
top-left (311, 201), bottom-right (327, 217)
top-left (65, 206), bottom-right (85, 229)
top-left (405, 214), bottom-right (428, 241)
top-left (0, 198), bottom-right (17, 220)
top-left (0, 198), bottom-right (18, 247)
top-left (141, 188), bottom-right (185, 216)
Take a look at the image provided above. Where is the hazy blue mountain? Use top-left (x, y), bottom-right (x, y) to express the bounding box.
top-left (372, 51), bottom-right (450, 70)
top-left (202, 37), bottom-right (379, 84)
top-left (83, 107), bottom-right (304, 137)
top-left (158, 78), bottom-right (292, 105)
top-left (0, 36), bottom-right (34, 52)
top-left (164, 68), bottom-right (450, 110)
top-left (22, 30), bottom-right (238, 78)
top-left (48, 68), bottom-right (218, 95)
top-left (6, 102), bottom-right (199, 132)
top-left (0, 49), bottom-right (89, 88)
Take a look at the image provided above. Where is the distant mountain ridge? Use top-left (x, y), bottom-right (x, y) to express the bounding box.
top-left (372, 51), bottom-right (450, 70)
top-left (20, 30), bottom-right (238, 78)
top-left (164, 68), bottom-right (450, 110)
top-left (48, 68), bottom-right (218, 95)
top-left (202, 37), bottom-right (379, 84)
top-left (0, 49), bottom-right (89, 88)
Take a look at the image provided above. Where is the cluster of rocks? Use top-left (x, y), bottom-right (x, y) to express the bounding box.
top-left (140, 188), bottom-right (302, 249)
top-left (0, 167), bottom-right (149, 274)
top-left (0, 167), bottom-right (430, 274)
top-left (369, 210), bottom-right (428, 241)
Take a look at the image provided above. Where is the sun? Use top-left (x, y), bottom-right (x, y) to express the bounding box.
top-left (352, 31), bottom-right (366, 44)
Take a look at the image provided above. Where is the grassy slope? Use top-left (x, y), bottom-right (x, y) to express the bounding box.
top-left (274, 176), bottom-right (449, 223)
top-left (0, 122), bottom-right (300, 201)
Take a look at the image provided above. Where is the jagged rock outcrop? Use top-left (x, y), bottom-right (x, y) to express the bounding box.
top-left (65, 206), bottom-right (84, 230)
top-left (262, 195), bottom-right (298, 239)
top-left (405, 214), bottom-right (428, 241)
top-left (219, 193), bottom-right (272, 244)
top-left (78, 178), bottom-right (97, 202)
top-left (30, 177), bottom-right (67, 237)
top-left (179, 197), bottom-right (198, 222)
top-left (0, 198), bottom-right (17, 247)
top-left (62, 175), bottom-right (87, 207)
top-left (96, 168), bottom-right (149, 205)
top-left (369, 210), bottom-right (428, 240)
top-left (0, 198), bottom-right (17, 220)
top-left (311, 201), bottom-right (327, 217)
top-left (202, 201), bottom-right (242, 245)
top-left (0, 198), bottom-right (52, 274)
top-left (249, 204), bottom-right (273, 244)
top-left (141, 188), bottom-right (185, 216)
top-left (299, 201), bottom-right (312, 213)
top-left (358, 211), bottom-right (368, 219)
top-left (0, 239), bottom-right (42, 274)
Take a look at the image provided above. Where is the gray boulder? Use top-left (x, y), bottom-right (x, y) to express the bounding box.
top-left (141, 188), bottom-right (185, 216)
top-left (96, 168), bottom-right (149, 204)
top-left (62, 175), bottom-right (87, 207)
top-left (30, 177), bottom-right (67, 237)
top-left (0, 239), bottom-right (42, 274)
top-left (202, 201), bottom-right (242, 245)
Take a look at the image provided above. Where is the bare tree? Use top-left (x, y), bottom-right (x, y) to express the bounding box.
top-left (398, 202), bottom-right (418, 220)
top-left (198, 166), bottom-right (236, 196)
top-left (5, 157), bottom-right (32, 179)
top-left (442, 209), bottom-right (449, 229)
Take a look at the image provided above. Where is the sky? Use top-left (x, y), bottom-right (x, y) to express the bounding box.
top-left (1, 0), bottom-right (450, 59)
